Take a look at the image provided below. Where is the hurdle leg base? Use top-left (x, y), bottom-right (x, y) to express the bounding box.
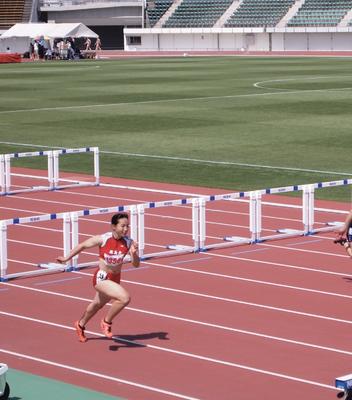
top-left (166, 245), bottom-right (194, 251)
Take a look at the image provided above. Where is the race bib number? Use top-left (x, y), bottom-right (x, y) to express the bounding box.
top-left (96, 270), bottom-right (108, 283)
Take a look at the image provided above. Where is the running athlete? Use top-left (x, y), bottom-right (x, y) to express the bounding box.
top-left (57, 212), bottom-right (140, 343)
top-left (335, 210), bottom-right (352, 258)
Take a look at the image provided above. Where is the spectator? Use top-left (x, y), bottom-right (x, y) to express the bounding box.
top-left (84, 37), bottom-right (92, 51)
top-left (95, 36), bottom-right (102, 51)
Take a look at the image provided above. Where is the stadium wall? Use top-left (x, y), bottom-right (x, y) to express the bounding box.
top-left (124, 28), bottom-right (352, 52)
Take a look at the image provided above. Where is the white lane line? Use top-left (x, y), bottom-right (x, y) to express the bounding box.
top-left (2, 308), bottom-right (351, 357)
top-left (0, 140), bottom-right (351, 175)
top-left (131, 261), bottom-right (352, 300)
top-left (0, 349), bottom-right (198, 400)
top-left (7, 235), bottom-right (352, 300)
top-left (0, 311), bottom-right (339, 392)
top-left (6, 225), bottom-right (352, 294)
top-left (3, 276), bottom-right (352, 330)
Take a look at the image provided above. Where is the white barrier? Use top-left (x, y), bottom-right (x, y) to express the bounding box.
top-left (0, 147), bottom-right (99, 195)
top-left (0, 177), bottom-right (350, 281)
top-left (0, 211), bottom-right (71, 281)
top-left (52, 147), bottom-right (100, 189)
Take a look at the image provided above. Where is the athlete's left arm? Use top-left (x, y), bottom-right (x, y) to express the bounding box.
top-left (129, 241), bottom-right (140, 268)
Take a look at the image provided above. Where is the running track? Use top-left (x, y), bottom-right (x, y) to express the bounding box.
top-left (1, 170), bottom-right (351, 400)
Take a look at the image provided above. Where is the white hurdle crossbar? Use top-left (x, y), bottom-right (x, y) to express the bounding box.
top-left (0, 147), bottom-right (99, 195)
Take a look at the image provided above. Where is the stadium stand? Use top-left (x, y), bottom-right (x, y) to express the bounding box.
top-left (288, 0), bottom-right (352, 27)
top-left (2, 0), bottom-right (352, 51)
top-left (163, 0), bottom-right (234, 28)
top-left (225, 0), bottom-right (296, 28)
top-left (146, 0), bottom-right (173, 27)
top-left (0, 0), bottom-right (27, 30)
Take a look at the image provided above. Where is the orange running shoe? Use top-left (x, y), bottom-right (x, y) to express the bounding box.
top-left (74, 321), bottom-right (87, 343)
top-left (101, 319), bottom-right (113, 339)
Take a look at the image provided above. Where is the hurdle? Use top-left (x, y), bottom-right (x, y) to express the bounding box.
top-left (66, 196), bottom-right (202, 270)
top-left (196, 190), bottom-right (256, 251)
top-left (0, 211), bottom-right (72, 281)
top-left (2, 150), bottom-right (54, 194)
top-left (336, 373), bottom-right (352, 399)
top-left (1, 177), bottom-right (351, 281)
top-left (193, 179), bottom-right (352, 251)
top-left (67, 204), bottom-right (139, 270)
top-left (0, 155), bottom-right (5, 195)
top-left (52, 147), bottom-right (99, 190)
top-left (0, 194), bottom-right (203, 280)
top-left (0, 147), bottom-right (99, 195)
top-left (244, 179), bottom-right (352, 243)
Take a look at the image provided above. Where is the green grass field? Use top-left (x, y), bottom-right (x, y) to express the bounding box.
top-left (0, 56), bottom-right (352, 200)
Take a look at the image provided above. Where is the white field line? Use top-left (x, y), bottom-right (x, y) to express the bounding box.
top-left (4, 260), bottom-right (352, 327)
top-left (0, 292), bottom-right (350, 383)
top-left (0, 66), bottom-right (102, 73)
top-left (2, 308), bottom-right (352, 357)
top-left (1, 84), bottom-right (352, 114)
top-left (253, 75), bottom-right (352, 91)
top-left (0, 333), bottom-right (337, 394)
top-left (0, 347), bottom-right (198, 400)
top-left (0, 140), bottom-right (351, 176)
top-left (6, 219), bottom-right (349, 283)
top-left (126, 262), bottom-right (352, 300)
top-left (9, 236), bottom-right (352, 301)
top-left (0, 312), bottom-right (340, 392)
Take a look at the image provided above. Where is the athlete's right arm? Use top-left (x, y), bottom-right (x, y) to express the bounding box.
top-left (57, 235), bottom-right (103, 264)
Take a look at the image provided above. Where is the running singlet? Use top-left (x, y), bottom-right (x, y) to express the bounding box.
top-left (99, 232), bottom-right (132, 267)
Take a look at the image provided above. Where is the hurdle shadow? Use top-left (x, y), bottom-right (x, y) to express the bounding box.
top-left (109, 331), bottom-right (169, 351)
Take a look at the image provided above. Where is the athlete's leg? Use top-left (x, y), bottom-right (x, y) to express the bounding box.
top-left (79, 290), bottom-right (110, 327)
top-left (95, 280), bottom-right (130, 323)
top-left (344, 241), bottom-right (352, 258)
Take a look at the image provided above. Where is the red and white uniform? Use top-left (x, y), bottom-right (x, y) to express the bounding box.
top-left (93, 233), bottom-right (132, 286)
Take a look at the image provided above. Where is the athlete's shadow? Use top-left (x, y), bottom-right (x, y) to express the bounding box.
top-left (109, 331), bottom-right (169, 351)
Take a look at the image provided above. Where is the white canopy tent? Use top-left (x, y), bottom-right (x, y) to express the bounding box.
top-left (0, 23), bottom-right (98, 53)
